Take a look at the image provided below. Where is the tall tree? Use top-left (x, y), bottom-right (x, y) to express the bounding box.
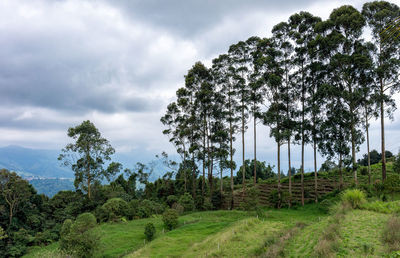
top-left (58, 120), bottom-right (120, 199)
top-left (229, 41), bottom-right (252, 195)
top-left (271, 22), bottom-right (295, 205)
top-left (290, 12), bottom-right (322, 203)
top-left (246, 36), bottom-right (263, 185)
top-left (327, 5), bottom-right (367, 185)
top-left (212, 54), bottom-right (239, 209)
top-left (362, 1), bottom-right (400, 182)
top-left (256, 38), bottom-right (285, 208)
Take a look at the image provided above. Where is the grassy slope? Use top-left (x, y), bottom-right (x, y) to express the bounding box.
top-left (337, 209), bottom-right (389, 257)
top-left (128, 206), bottom-right (324, 258)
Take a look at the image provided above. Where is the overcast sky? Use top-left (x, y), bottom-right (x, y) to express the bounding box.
top-left (1, 0), bottom-right (400, 175)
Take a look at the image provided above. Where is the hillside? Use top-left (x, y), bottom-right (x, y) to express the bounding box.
top-left (23, 162), bottom-right (400, 257)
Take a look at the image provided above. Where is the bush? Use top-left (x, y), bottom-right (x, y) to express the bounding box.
top-left (269, 190), bottom-right (289, 209)
top-left (59, 213), bottom-right (99, 258)
top-left (239, 187), bottom-right (260, 211)
top-left (162, 209), bottom-right (179, 230)
top-left (144, 223), bottom-right (156, 241)
top-left (360, 167), bottom-right (368, 176)
top-left (211, 191), bottom-right (224, 210)
top-left (166, 195), bottom-right (178, 207)
top-left (384, 175), bottom-right (400, 193)
top-left (171, 202), bottom-right (184, 215)
top-left (318, 198), bottom-right (336, 214)
top-left (203, 198), bottom-right (213, 210)
top-left (100, 198), bottom-right (129, 222)
top-left (178, 193), bottom-right (195, 212)
top-left (341, 189), bottom-right (366, 209)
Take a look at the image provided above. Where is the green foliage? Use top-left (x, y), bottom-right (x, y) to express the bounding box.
top-left (162, 209), bottom-right (179, 230)
top-left (99, 198), bottom-right (129, 222)
top-left (144, 223), bottom-right (156, 241)
top-left (341, 189), bottom-right (366, 209)
top-left (171, 202), bottom-right (184, 215)
top-left (318, 198), bottom-right (336, 214)
top-left (268, 189), bottom-right (289, 209)
top-left (0, 226), bottom-right (6, 240)
top-left (166, 195), bottom-right (178, 207)
top-left (384, 174), bottom-right (400, 192)
top-left (59, 213), bottom-right (99, 258)
top-left (178, 192), bottom-right (195, 212)
top-left (58, 120), bottom-right (121, 199)
top-left (239, 187), bottom-right (260, 211)
top-left (360, 200), bottom-right (400, 214)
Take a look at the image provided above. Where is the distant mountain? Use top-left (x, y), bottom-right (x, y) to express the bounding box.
top-left (0, 145), bottom-right (73, 178)
top-left (0, 145), bottom-right (165, 180)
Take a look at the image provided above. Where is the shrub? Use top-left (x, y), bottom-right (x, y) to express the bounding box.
top-left (269, 190), bottom-right (289, 209)
top-left (360, 167), bottom-right (368, 176)
top-left (162, 209), bottom-right (179, 230)
top-left (239, 187), bottom-right (260, 211)
top-left (211, 191), bottom-right (224, 210)
top-left (178, 193), bottom-right (195, 212)
top-left (59, 213), bottom-right (99, 258)
top-left (383, 216), bottom-right (400, 252)
top-left (100, 198), bottom-right (129, 222)
top-left (166, 195), bottom-right (178, 207)
top-left (384, 175), bottom-right (400, 193)
top-left (171, 202), bottom-right (184, 215)
top-left (255, 207), bottom-right (266, 219)
top-left (318, 198), bottom-right (336, 214)
top-left (144, 223), bottom-right (156, 241)
top-left (203, 198), bottom-right (213, 210)
top-left (341, 189), bottom-right (366, 209)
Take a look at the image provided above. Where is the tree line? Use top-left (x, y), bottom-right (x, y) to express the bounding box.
top-left (161, 1), bottom-right (400, 207)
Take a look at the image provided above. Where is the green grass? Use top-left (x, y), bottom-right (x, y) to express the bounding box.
top-left (336, 209), bottom-right (389, 257)
top-left (128, 205), bottom-right (324, 257)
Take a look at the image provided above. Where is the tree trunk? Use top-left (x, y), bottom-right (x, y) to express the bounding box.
top-left (313, 139), bottom-right (318, 203)
top-left (339, 153), bottom-right (343, 190)
top-left (365, 105), bottom-right (371, 185)
top-left (242, 104), bottom-right (245, 197)
top-left (202, 116), bottom-right (206, 199)
top-left (254, 112), bottom-right (257, 185)
top-left (288, 137), bottom-right (292, 208)
top-left (380, 79), bottom-right (386, 182)
top-left (183, 147), bottom-right (187, 192)
top-left (192, 153), bottom-right (196, 199)
top-left (277, 141), bottom-right (281, 209)
top-left (87, 176), bottom-right (91, 200)
top-left (301, 89), bottom-right (305, 207)
top-left (348, 83), bottom-right (358, 185)
top-left (220, 160), bottom-right (223, 195)
top-left (229, 117), bottom-right (234, 209)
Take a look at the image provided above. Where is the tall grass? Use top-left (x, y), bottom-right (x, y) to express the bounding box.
top-left (341, 189), bottom-right (366, 208)
top-left (382, 216), bottom-right (400, 252)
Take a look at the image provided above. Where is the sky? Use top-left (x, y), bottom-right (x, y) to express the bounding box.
top-left (1, 0), bottom-right (400, 176)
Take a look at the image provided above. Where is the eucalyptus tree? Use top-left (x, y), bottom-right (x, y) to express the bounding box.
top-left (255, 37), bottom-right (285, 207)
top-left (272, 21), bottom-right (296, 205)
top-left (212, 54), bottom-right (239, 208)
top-left (247, 36), bottom-right (263, 185)
top-left (228, 40), bottom-right (252, 193)
top-left (58, 120), bottom-right (121, 199)
top-left (186, 62), bottom-right (213, 200)
top-left (161, 102), bottom-right (190, 191)
top-left (326, 5), bottom-right (368, 185)
top-left (362, 1), bottom-right (400, 181)
top-left (289, 11), bottom-right (322, 203)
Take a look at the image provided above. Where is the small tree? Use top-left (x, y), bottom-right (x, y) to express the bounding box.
top-left (60, 213), bottom-right (99, 258)
top-left (178, 192), bottom-right (194, 212)
top-left (162, 209), bottom-right (179, 230)
top-left (0, 169), bottom-right (32, 228)
top-left (58, 120), bottom-right (121, 199)
top-left (144, 223), bottom-right (156, 241)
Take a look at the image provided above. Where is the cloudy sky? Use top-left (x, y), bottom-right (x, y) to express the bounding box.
top-left (1, 0), bottom-right (400, 175)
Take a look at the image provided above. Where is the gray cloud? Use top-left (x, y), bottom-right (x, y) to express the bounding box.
top-left (105, 0), bottom-right (317, 37)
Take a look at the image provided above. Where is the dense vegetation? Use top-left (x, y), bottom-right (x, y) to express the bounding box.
top-left (1, 1), bottom-right (400, 257)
